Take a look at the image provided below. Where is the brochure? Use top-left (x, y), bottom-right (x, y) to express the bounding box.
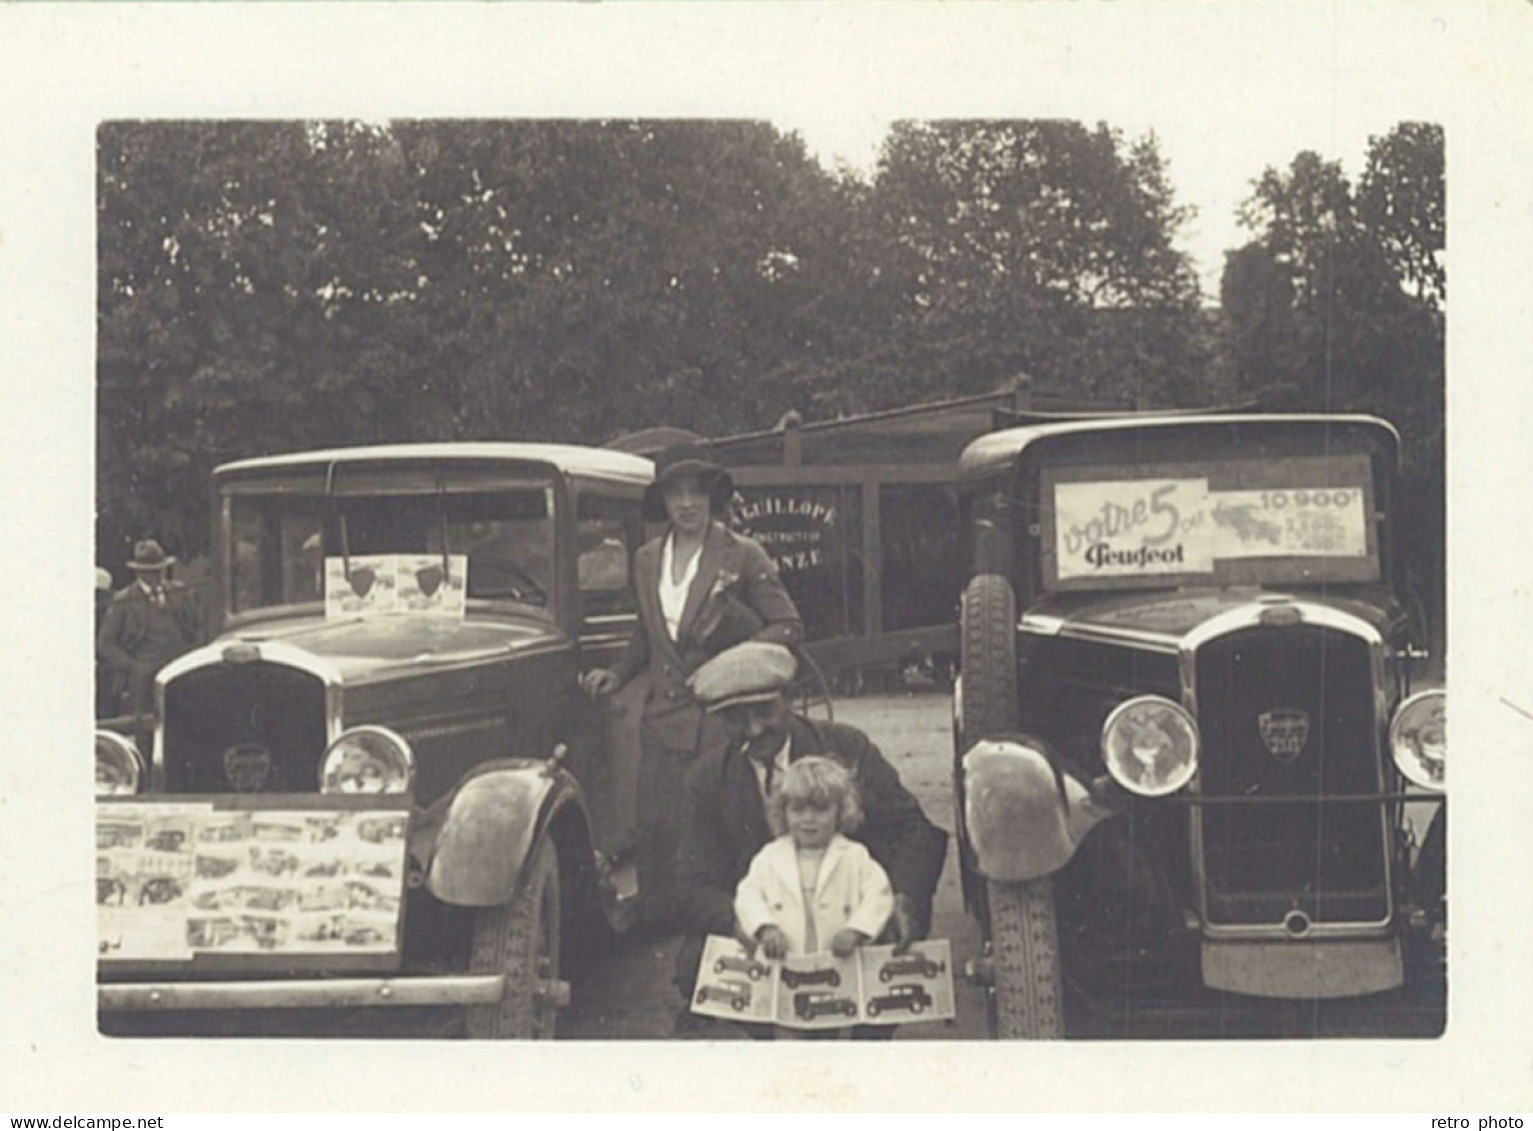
top-left (691, 935), bottom-right (955, 1028)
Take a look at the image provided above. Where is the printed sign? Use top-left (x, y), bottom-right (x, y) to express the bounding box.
top-left (324, 555), bottom-right (465, 619)
top-left (396, 554), bottom-right (467, 615)
top-left (97, 803), bottom-right (408, 962)
top-left (690, 936), bottom-right (955, 1028)
top-left (1209, 488), bottom-right (1368, 559)
top-left (1055, 479), bottom-right (1213, 580)
top-left (734, 490), bottom-right (840, 574)
top-left (1053, 475), bottom-right (1371, 582)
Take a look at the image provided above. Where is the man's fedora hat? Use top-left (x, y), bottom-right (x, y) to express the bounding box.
top-left (126, 539), bottom-right (176, 572)
top-left (689, 641), bottom-right (798, 713)
top-left (642, 441), bottom-right (736, 522)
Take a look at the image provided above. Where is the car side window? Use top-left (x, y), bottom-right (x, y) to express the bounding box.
top-left (575, 492), bottom-right (638, 618)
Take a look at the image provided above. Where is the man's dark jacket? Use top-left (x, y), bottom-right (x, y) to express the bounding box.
top-left (674, 714), bottom-right (948, 941)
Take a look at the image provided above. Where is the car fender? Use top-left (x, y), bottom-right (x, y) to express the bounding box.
top-left (962, 738), bottom-right (1114, 882)
top-left (423, 758), bottom-right (586, 907)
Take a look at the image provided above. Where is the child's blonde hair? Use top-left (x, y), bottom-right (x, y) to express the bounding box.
top-left (766, 755), bottom-right (863, 837)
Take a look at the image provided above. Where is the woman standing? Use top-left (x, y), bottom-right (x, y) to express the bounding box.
top-left (581, 441), bottom-right (802, 926)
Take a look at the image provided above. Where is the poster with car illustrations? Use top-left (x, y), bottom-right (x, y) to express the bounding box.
top-left (97, 802), bottom-right (409, 963)
top-left (690, 936), bottom-right (954, 1028)
top-left (324, 555), bottom-right (399, 618)
top-left (396, 553), bottom-right (466, 616)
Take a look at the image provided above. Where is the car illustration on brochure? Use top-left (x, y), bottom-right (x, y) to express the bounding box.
top-left (695, 980), bottom-right (754, 1012)
top-left (866, 983), bottom-right (933, 1017)
top-left (793, 990), bottom-right (858, 1020)
top-left (712, 953), bottom-right (770, 981)
top-left (878, 954), bottom-right (946, 982)
top-left (780, 965), bottom-right (841, 990)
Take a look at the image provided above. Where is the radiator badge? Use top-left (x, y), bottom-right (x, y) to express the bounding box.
top-left (1257, 709), bottom-right (1310, 762)
top-left (223, 743), bottom-right (273, 791)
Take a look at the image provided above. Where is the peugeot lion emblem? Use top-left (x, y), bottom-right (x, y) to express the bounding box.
top-left (223, 743), bottom-right (273, 791)
top-left (1257, 709), bottom-right (1310, 763)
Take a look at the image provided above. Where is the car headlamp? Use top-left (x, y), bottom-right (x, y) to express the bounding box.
top-left (1390, 689), bottom-right (1444, 790)
top-left (95, 730), bottom-right (144, 797)
top-left (319, 726), bottom-right (415, 794)
top-left (1101, 695), bottom-right (1199, 797)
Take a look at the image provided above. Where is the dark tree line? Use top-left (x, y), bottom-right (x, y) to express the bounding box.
top-left (1220, 123), bottom-right (1445, 643)
top-left (97, 118), bottom-right (1442, 611)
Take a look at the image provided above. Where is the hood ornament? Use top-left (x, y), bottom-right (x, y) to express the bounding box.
top-left (1257, 709), bottom-right (1310, 762)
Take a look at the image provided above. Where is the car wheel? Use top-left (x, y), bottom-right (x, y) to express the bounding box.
top-left (731, 998), bottom-right (745, 1012)
top-left (959, 574), bottom-right (1019, 749)
top-left (912, 1000), bottom-right (926, 1014)
top-left (713, 959), bottom-right (726, 974)
top-left (986, 878), bottom-right (1064, 1039)
top-left (466, 836), bottom-right (563, 1039)
top-left (867, 1001), bottom-right (881, 1017)
top-left (879, 969), bottom-right (892, 983)
top-left (828, 971), bottom-right (841, 988)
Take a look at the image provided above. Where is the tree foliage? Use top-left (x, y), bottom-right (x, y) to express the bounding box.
top-left (97, 118), bottom-right (1221, 565)
top-left (1220, 123), bottom-right (1445, 635)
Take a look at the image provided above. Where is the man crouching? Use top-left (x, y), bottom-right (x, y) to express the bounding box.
top-left (672, 642), bottom-right (947, 1036)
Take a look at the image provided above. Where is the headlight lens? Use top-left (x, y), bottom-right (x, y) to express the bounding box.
top-left (1101, 695), bottom-right (1199, 797)
top-left (319, 726), bottom-right (414, 794)
top-left (1390, 689), bottom-right (1445, 790)
top-left (95, 731), bottom-right (144, 797)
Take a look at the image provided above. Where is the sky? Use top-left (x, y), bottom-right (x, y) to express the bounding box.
top-left (778, 113), bottom-right (1402, 304)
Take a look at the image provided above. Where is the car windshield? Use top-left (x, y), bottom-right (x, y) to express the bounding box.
top-left (228, 484), bottom-right (554, 615)
top-left (1041, 453), bottom-right (1380, 591)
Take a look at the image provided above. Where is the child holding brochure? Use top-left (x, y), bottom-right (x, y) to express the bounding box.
top-left (734, 756), bottom-right (894, 962)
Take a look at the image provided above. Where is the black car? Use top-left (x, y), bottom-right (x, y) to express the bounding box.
top-left (878, 954), bottom-right (945, 982)
top-left (780, 965), bottom-right (841, 990)
top-left (712, 953), bottom-right (770, 982)
top-left (95, 443), bottom-right (661, 1039)
top-left (866, 983), bottom-right (932, 1016)
top-left (953, 414), bottom-right (1445, 1038)
top-left (793, 991), bottom-right (858, 1020)
top-left (695, 980), bottom-right (753, 1012)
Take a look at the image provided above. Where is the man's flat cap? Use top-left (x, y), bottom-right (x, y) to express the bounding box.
top-left (689, 642), bottom-right (797, 712)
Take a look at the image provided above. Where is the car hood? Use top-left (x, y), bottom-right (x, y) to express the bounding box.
top-left (1021, 586), bottom-right (1401, 648)
top-left (168, 613), bottom-right (563, 686)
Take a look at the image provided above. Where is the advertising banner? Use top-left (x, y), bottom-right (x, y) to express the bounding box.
top-left (97, 803), bottom-right (408, 963)
top-left (323, 555), bottom-right (465, 619)
top-left (1048, 457), bottom-right (1374, 586)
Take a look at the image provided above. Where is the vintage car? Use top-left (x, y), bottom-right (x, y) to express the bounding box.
top-left (96, 443), bottom-right (657, 1038)
top-left (694, 979), bottom-right (754, 1012)
top-left (865, 983), bottom-right (932, 1016)
top-left (792, 990), bottom-right (858, 1020)
top-left (877, 953), bottom-right (946, 982)
top-left (952, 414), bottom-right (1445, 1038)
top-left (712, 952), bottom-right (770, 982)
top-left (779, 964), bottom-right (842, 990)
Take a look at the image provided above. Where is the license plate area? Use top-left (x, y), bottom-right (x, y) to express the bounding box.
top-left (97, 794), bottom-right (410, 975)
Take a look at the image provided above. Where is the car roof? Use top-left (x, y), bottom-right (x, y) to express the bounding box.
top-left (957, 413), bottom-right (1399, 481)
top-left (215, 442), bottom-right (654, 486)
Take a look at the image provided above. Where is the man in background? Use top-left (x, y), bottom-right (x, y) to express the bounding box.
top-left (96, 539), bottom-right (204, 721)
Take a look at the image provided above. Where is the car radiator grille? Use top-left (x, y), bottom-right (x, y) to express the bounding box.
top-left (1194, 625), bottom-right (1390, 929)
top-left (163, 662), bottom-right (329, 793)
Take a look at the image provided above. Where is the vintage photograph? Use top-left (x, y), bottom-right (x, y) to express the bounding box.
top-left (92, 113), bottom-right (1446, 1042)
top-left (9, 0), bottom-right (1532, 1113)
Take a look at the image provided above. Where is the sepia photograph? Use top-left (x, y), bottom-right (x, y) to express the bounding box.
top-left (90, 114), bottom-right (1446, 1043)
top-left (4, 0), bottom-right (1532, 1114)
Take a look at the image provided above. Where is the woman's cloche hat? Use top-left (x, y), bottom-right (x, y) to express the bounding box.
top-left (642, 440), bottom-right (736, 522)
top-left (126, 538), bottom-right (176, 572)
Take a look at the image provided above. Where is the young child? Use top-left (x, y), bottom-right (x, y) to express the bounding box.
top-left (734, 756), bottom-right (894, 960)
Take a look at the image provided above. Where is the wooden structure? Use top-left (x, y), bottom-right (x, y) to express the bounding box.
top-left (613, 378), bottom-right (1130, 680)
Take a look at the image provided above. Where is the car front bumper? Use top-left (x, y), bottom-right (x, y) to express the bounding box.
top-left (99, 973), bottom-right (505, 1012)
